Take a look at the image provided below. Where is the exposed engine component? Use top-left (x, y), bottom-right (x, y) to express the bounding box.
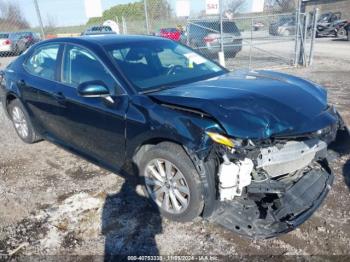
top-left (210, 160), bottom-right (334, 239)
top-left (218, 155), bottom-right (254, 201)
top-left (256, 139), bottom-right (327, 178)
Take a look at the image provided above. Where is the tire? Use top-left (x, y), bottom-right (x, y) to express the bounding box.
top-left (139, 142), bottom-right (204, 222)
top-left (336, 28), bottom-right (347, 39)
top-left (8, 99), bottom-right (41, 144)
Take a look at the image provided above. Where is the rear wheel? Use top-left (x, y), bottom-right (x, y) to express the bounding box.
top-left (8, 99), bottom-right (41, 144)
top-left (337, 28), bottom-right (347, 39)
top-left (139, 142), bottom-right (204, 222)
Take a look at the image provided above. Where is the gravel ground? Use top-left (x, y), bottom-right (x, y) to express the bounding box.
top-left (0, 38), bottom-right (349, 260)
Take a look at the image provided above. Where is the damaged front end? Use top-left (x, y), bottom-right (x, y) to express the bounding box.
top-left (147, 70), bottom-right (350, 238)
top-left (205, 123), bottom-right (348, 239)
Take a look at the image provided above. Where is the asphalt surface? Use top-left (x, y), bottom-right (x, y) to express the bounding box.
top-left (0, 38), bottom-right (349, 259)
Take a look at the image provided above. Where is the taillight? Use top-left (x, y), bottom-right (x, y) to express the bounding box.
top-left (3, 39), bottom-right (11, 45)
top-left (204, 36), bottom-right (216, 43)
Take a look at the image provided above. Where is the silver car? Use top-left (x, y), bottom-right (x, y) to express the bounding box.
top-left (0, 32), bottom-right (27, 55)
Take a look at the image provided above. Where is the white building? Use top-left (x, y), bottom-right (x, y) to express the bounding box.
top-left (237, 0), bottom-right (265, 14)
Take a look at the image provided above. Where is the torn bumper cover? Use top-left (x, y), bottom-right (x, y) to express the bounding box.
top-left (204, 113), bottom-right (350, 239)
top-left (209, 160), bottom-right (334, 239)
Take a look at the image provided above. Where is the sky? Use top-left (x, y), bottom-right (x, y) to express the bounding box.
top-left (12, 0), bottom-right (204, 27)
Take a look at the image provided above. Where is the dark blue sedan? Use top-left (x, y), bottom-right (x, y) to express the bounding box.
top-left (0, 35), bottom-right (348, 238)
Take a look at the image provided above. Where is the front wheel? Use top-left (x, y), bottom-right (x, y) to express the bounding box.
top-left (139, 142), bottom-right (204, 222)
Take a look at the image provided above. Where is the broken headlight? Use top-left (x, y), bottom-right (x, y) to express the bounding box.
top-left (206, 132), bottom-right (235, 148)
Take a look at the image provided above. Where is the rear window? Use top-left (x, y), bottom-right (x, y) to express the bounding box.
top-left (10, 33), bottom-right (23, 40)
top-left (223, 22), bottom-right (239, 33)
top-left (165, 28), bottom-right (178, 32)
top-left (189, 21), bottom-right (239, 34)
top-left (0, 33), bottom-right (9, 38)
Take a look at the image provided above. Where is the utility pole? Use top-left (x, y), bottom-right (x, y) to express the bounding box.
top-left (218, 0), bottom-right (225, 67)
top-left (309, 8), bottom-right (319, 66)
top-left (144, 0), bottom-right (150, 35)
top-left (33, 0), bottom-right (45, 39)
top-left (294, 0), bottom-right (301, 66)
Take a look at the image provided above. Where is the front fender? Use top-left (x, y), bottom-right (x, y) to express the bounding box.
top-left (125, 95), bottom-right (222, 217)
top-left (126, 95), bottom-right (224, 159)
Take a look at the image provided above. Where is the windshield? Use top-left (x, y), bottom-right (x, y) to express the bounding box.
top-left (105, 40), bottom-right (225, 92)
top-left (0, 33), bottom-right (9, 39)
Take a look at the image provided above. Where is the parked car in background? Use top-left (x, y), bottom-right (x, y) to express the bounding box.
top-left (184, 19), bottom-right (242, 58)
top-left (305, 11), bottom-right (348, 39)
top-left (253, 21), bottom-right (265, 31)
top-left (269, 15), bottom-right (296, 36)
top-left (316, 18), bottom-right (349, 38)
top-left (317, 11), bottom-right (341, 25)
top-left (159, 28), bottom-right (181, 41)
top-left (0, 32), bottom-right (27, 56)
top-left (15, 31), bottom-right (41, 49)
top-left (1, 35), bottom-right (348, 238)
top-left (81, 25), bottom-right (116, 36)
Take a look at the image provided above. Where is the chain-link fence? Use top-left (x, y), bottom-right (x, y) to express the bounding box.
top-left (0, 0), bottom-right (318, 70)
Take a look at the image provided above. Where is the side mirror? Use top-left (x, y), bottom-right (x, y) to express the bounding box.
top-left (77, 80), bottom-right (110, 98)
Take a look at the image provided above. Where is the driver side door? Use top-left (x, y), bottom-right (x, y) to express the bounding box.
top-left (55, 44), bottom-right (128, 169)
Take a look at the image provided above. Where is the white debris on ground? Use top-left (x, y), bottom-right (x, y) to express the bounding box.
top-left (36, 192), bottom-right (104, 250)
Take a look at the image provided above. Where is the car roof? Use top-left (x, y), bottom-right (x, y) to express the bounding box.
top-left (87, 25), bottom-right (111, 29)
top-left (41, 34), bottom-right (167, 47)
top-left (83, 31), bottom-right (116, 35)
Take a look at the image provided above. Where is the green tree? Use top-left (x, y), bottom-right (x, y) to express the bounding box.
top-left (0, 0), bottom-right (29, 30)
top-left (87, 0), bottom-right (172, 26)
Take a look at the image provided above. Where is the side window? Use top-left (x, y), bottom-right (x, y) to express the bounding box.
top-left (25, 44), bottom-right (60, 81)
top-left (62, 45), bottom-right (116, 90)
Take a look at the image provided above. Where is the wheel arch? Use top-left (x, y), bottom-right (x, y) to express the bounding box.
top-left (4, 92), bottom-right (19, 118)
top-left (132, 137), bottom-right (187, 166)
top-left (131, 136), bottom-right (218, 218)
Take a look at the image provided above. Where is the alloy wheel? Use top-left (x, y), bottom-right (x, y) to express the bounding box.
top-left (12, 106), bottom-right (29, 139)
top-left (144, 158), bottom-right (190, 214)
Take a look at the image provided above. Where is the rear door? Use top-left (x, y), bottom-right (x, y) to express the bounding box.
top-left (55, 44), bottom-right (128, 168)
top-left (21, 43), bottom-right (66, 140)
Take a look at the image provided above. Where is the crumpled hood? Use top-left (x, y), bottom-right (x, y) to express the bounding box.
top-left (150, 70), bottom-right (338, 139)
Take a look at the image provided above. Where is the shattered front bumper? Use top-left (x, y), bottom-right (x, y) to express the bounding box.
top-left (208, 159), bottom-right (334, 239)
top-left (202, 111), bottom-right (349, 239)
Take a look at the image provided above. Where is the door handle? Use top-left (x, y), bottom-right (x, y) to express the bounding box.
top-left (53, 92), bottom-right (66, 104)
